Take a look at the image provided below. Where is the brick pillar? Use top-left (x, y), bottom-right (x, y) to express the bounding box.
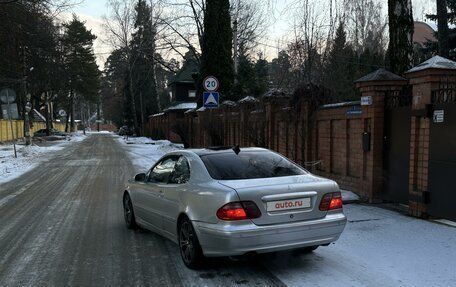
top-left (356, 77), bottom-right (407, 202)
top-left (405, 67), bottom-right (456, 217)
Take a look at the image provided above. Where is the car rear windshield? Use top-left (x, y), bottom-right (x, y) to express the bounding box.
top-left (200, 151), bottom-right (307, 180)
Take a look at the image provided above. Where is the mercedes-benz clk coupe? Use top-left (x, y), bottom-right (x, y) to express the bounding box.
top-left (123, 147), bottom-right (346, 269)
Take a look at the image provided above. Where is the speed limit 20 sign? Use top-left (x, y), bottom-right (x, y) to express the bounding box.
top-left (203, 76), bottom-right (219, 92)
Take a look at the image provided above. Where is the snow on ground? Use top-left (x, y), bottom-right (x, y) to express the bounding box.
top-left (1, 132), bottom-right (448, 286)
top-left (0, 133), bottom-right (89, 184)
top-left (116, 136), bottom-right (183, 172)
top-left (264, 203), bottom-right (456, 287)
top-left (117, 138), bottom-right (456, 286)
top-left (341, 189), bottom-right (360, 203)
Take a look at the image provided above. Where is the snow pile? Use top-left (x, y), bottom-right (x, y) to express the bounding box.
top-left (0, 133), bottom-right (90, 184)
top-left (116, 137), bottom-right (183, 172)
top-left (69, 133), bottom-right (90, 142)
top-left (0, 144), bottom-right (64, 183)
top-left (341, 189), bottom-right (360, 203)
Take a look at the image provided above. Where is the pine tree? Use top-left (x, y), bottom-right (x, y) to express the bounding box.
top-left (387, 0), bottom-right (414, 75)
top-left (254, 55), bottom-right (269, 96)
top-left (103, 48), bottom-right (129, 127)
top-left (130, 0), bottom-right (159, 130)
top-left (426, 0), bottom-right (456, 59)
top-left (269, 51), bottom-right (293, 90)
top-left (233, 45), bottom-right (256, 96)
top-left (61, 15), bottom-right (100, 131)
top-left (324, 23), bottom-right (355, 101)
top-left (199, 0), bottom-right (234, 103)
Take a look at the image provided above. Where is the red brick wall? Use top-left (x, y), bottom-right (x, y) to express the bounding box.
top-left (146, 66), bottom-right (456, 219)
top-left (312, 106), bottom-right (370, 198)
top-left (147, 99), bottom-right (377, 199)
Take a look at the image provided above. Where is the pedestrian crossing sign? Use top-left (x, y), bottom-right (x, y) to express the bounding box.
top-left (203, 92), bottom-right (219, 108)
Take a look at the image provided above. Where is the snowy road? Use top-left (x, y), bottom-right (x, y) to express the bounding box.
top-left (1, 134), bottom-right (455, 287)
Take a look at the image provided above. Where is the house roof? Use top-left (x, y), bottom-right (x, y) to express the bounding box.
top-left (169, 58), bottom-right (199, 85)
top-left (413, 21), bottom-right (437, 45)
top-left (406, 55), bottom-right (456, 73)
top-left (221, 100), bottom-right (237, 107)
top-left (31, 108), bottom-right (46, 122)
top-left (238, 96), bottom-right (259, 104)
top-left (355, 68), bottom-right (406, 82)
top-left (262, 89), bottom-right (290, 98)
top-left (164, 102), bottom-right (197, 112)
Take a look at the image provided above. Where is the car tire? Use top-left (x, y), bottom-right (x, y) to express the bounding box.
top-left (178, 217), bottom-right (205, 269)
top-left (123, 193), bottom-right (138, 229)
top-left (300, 245), bottom-right (319, 253)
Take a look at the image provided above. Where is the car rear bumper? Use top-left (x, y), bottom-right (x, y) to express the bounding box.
top-left (194, 212), bottom-right (346, 257)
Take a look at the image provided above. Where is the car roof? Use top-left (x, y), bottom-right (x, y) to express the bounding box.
top-left (178, 147), bottom-right (269, 156)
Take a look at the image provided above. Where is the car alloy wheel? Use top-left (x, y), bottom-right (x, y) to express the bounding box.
top-left (123, 194), bottom-right (138, 229)
top-left (178, 218), bottom-right (204, 269)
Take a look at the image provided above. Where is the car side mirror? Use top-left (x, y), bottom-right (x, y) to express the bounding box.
top-left (135, 173), bottom-right (146, 182)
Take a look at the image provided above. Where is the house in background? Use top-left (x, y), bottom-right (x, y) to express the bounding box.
top-left (167, 53), bottom-right (199, 110)
top-left (413, 21), bottom-right (437, 46)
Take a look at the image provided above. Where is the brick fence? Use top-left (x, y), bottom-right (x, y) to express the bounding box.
top-left (146, 59), bottom-right (456, 219)
top-left (145, 86), bottom-right (400, 202)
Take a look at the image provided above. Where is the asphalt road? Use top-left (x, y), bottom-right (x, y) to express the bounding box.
top-left (3, 134), bottom-right (455, 287)
top-left (0, 134), bottom-right (286, 287)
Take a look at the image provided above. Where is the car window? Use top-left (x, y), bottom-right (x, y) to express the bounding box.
top-left (148, 156), bottom-right (178, 183)
top-left (200, 151), bottom-right (307, 180)
top-left (169, 156), bottom-right (190, 184)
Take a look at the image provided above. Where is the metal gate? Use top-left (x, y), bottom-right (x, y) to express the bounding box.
top-left (428, 84), bottom-right (456, 221)
top-left (383, 89), bottom-right (412, 204)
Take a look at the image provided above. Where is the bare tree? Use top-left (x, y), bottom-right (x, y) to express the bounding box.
top-left (343, 0), bottom-right (388, 55)
top-left (103, 0), bottom-right (139, 129)
top-left (156, 0), bottom-right (204, 62)
top-left (156, 0), bottom-right (267, 64)
top-left (231, 0), bottom-right (267, 53)
top-left (103, 0), bottom-right (135, 52)
top-left (287, 0), bottom-right (328, 86)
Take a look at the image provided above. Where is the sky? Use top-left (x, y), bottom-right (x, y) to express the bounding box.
top-left (67, 0), bottom-right (437, 68)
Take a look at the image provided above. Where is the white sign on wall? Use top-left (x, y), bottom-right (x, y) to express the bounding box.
top-left (433, 110), bottom-right (444, 123)
top-left (361, 96), bottom-right (373, 106)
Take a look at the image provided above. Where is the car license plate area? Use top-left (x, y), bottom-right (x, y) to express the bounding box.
top-left (266, 197), bottom-right (311, 212)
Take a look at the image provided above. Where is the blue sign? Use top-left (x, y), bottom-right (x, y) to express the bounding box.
top-left (346, 105), bottom-right (362, 116)
top-left (203, 92), bottom-right (219, 108)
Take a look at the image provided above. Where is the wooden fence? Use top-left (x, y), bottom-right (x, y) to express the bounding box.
top-left (0, 120), bottom-right (66, 142)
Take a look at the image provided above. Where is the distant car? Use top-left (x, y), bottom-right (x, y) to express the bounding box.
top-left (123, 147), bottom-right (346, 269)
top-left (33, 128), bottom-right (67, 137)
top-left (118, 126), bottom-right (133, 136)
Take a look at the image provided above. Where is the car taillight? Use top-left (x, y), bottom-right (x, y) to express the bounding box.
top-left (319, 192), bottom-right (343, 211)
top-left (216, 201), bottom-right (261, 220)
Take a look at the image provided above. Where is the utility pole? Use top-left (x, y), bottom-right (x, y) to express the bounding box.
top-left (23, 45), bottom-right (31, 145)
top-left (150, 0), bottom-right (161, 112)
top-left (233, 19), bottom-right (238, 83)
top-left (233, 0), bottom-right (240, 84)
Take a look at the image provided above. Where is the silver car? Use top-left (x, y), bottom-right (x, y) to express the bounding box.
top-left (123, 147), bottom-right (346, 269)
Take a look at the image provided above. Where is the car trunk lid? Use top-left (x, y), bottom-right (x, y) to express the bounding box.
top-left (218, 174), bottom-right (339, 226)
